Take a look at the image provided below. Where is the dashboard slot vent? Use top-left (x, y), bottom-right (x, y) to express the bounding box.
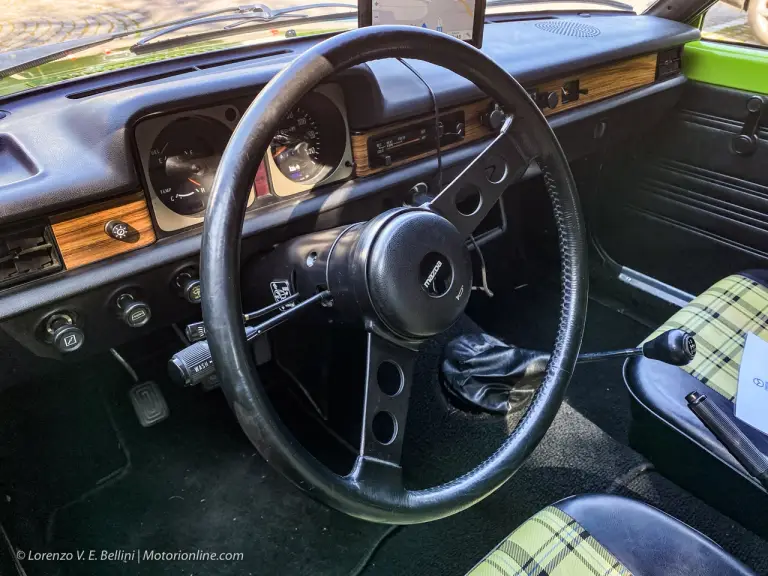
top-left (67, 48), bottom-right (293, 99)
top-left (196, 49), bottom-right (291, 70)
top-left (67, 69), bottom-right (196, 99)
top-left (0, 223), bottom-right (62, 290)
top-left (534, 21), bottom-right (601, 37)
top-left (656, 46), bottom-right (682, 81)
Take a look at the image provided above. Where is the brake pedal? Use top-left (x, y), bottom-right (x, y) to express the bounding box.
top-left (129, 381), bottom-right (169, 427)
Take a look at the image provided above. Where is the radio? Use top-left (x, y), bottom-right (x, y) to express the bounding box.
top-left (367, 110), bottom-right (466, 168)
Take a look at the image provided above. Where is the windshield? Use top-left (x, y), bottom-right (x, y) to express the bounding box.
top-left (0, 0), bottom-right (646, 98)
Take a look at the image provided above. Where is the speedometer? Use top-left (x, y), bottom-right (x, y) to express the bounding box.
top-left (270, 92), bottom-right (346, 185)
top-left (147, 116), bottom-right (232, 216)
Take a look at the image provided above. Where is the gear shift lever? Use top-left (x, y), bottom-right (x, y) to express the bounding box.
top-left (577, 329), bottom-right (697, 366)
top-left (441, 329), bottom-right (697, 415)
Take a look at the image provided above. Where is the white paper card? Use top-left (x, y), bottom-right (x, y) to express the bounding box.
top-left (735, 332), bottom-right (768, 435)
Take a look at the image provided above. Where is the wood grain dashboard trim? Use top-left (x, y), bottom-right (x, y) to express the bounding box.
top-left (537, 53), bottom-right (658, 117)
top-left (50, 192), bottom-right (156, 270)
top-left (351, 53), bottom-right (658, 178)
top-left (351, 99), bottom-right (494, 178)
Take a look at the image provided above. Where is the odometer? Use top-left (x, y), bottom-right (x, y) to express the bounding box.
top-left (148, 116), bottom-right (232, 216)
top-left (270, 92), bottom-right (346, 185)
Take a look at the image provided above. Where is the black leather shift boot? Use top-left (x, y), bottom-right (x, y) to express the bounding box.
top-left (441, 332), bottom-right (548, 414)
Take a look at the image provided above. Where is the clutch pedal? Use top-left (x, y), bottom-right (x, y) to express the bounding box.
top-left (129, 381), bottom-right (169, 427)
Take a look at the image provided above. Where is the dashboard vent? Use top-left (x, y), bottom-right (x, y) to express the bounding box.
top-left (196, 49), bottom-right (291, 70)
top-left (0, 223), bottom-right (62, 290)
top-left (68, 69), bottom-right (196, 99)
top-left (67, 49), bottom-right (292, 99)
top-left (656, 46), bottom-right (683, 81)
top-left (534, 21), bottom-right (601, 37)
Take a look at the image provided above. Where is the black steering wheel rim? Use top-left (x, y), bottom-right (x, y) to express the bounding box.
top-left (201, 25), bottom-right (588, 524)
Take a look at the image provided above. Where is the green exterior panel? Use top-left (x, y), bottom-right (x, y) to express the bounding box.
top-left (683, 40), bottom-right (768, 95)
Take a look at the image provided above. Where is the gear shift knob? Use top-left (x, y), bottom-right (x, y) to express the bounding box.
top-left (642, 329), bottom-right (697, 366)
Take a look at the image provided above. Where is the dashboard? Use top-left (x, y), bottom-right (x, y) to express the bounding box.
top-left (0, 15), bottom-right (700, 363)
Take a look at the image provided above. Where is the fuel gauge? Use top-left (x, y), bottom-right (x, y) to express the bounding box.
top-left (147, 116), bottom-right (232, 216)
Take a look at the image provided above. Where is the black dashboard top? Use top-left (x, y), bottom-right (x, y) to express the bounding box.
top-left (0, 15), bottom-right (698, 228)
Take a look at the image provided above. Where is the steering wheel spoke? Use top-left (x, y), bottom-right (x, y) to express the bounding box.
top-left (348, 332), bottom-right (417, 486)
top-left (428, 116), bottom-right (533, 237)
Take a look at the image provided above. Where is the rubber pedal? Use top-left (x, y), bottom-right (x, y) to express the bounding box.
top-left (129, 381), bottom-right (169, 427)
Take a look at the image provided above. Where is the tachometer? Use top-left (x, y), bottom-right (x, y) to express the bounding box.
top-left (270, 92), bottom-right (346, 185)
top-left (147, 116), bottom-right (232, 216)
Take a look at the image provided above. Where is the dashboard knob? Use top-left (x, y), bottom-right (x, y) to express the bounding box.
top-left (481, 104), bottom-right (505, 131)
top-left (116, 293), bottom-right (151, 328)
top-left (545, 91), bottom-right (559, 109)
top-left (536, 91), bottom-right (559, 110)
top-left (53, 325), bottom-right (85, 353)
top-left (47, 313), bottom-right (85, 353)
top-left (176, 271), bottom-right (202, 304)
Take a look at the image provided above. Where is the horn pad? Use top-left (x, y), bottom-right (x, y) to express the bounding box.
top-left (365, 209), bottom-right (472, 339)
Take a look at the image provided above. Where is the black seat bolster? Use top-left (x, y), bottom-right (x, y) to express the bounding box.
top-left (556, 494), bottom-right (756, 576)
top-left (625, 356), bottom-right (768, 490)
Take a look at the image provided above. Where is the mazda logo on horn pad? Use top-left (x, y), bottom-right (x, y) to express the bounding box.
top-left (419, 252), bottom-right (453, 297)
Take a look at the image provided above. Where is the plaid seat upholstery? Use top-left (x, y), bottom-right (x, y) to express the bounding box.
top-left (467, 506), bottom-right (631, 576)
top-left (644, 274), bottom-right (768, 402)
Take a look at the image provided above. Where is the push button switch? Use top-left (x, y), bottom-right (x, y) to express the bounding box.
top-left (116, 293), bottom-right (151, 328)
top-left (105, 220), bottom-right (140, 243)
top-left (175, 270), bottom-right (202, 304)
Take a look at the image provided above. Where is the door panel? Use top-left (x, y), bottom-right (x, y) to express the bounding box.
top-left (593, 52), bottom-right (768, 296)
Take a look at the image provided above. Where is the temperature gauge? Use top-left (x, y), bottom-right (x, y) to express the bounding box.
top-left (147, 116), bottom-right (232, 216)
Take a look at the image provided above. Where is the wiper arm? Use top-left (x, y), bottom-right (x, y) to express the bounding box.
top-left (0, 6), bottom-right (265, 78)
top-left (0, 3), bottom-right (355, 79)
top-left (488, 0), bottom-right (634, 11)
top-left (130, 4), bottom-right (356, 53)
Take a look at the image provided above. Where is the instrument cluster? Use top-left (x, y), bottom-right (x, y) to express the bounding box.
top-left (135, 85), bottom-right (354, 233)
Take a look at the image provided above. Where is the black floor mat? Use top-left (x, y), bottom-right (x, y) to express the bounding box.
top-left (467, 283), bottom-right (651, 443)
top-left (46, 376), bottom-right (386, 576)
top-left (0, 335), bottom-right (387, 576)
top-left (369, 403), bottom-right (648, 575)
top-left (0, 363), bottom-right (128, 557)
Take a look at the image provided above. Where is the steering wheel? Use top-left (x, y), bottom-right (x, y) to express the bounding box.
top-left (201, 25), bottom-right (588, 525)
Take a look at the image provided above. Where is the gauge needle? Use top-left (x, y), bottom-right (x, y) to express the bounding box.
top-left (188, 178), bottom-right (202, 186)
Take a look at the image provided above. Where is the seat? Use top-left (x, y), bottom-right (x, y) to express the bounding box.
top-left (468, 494), bottom-right (755, 576)
top-left (624, 271), bottom-right (768, 536)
